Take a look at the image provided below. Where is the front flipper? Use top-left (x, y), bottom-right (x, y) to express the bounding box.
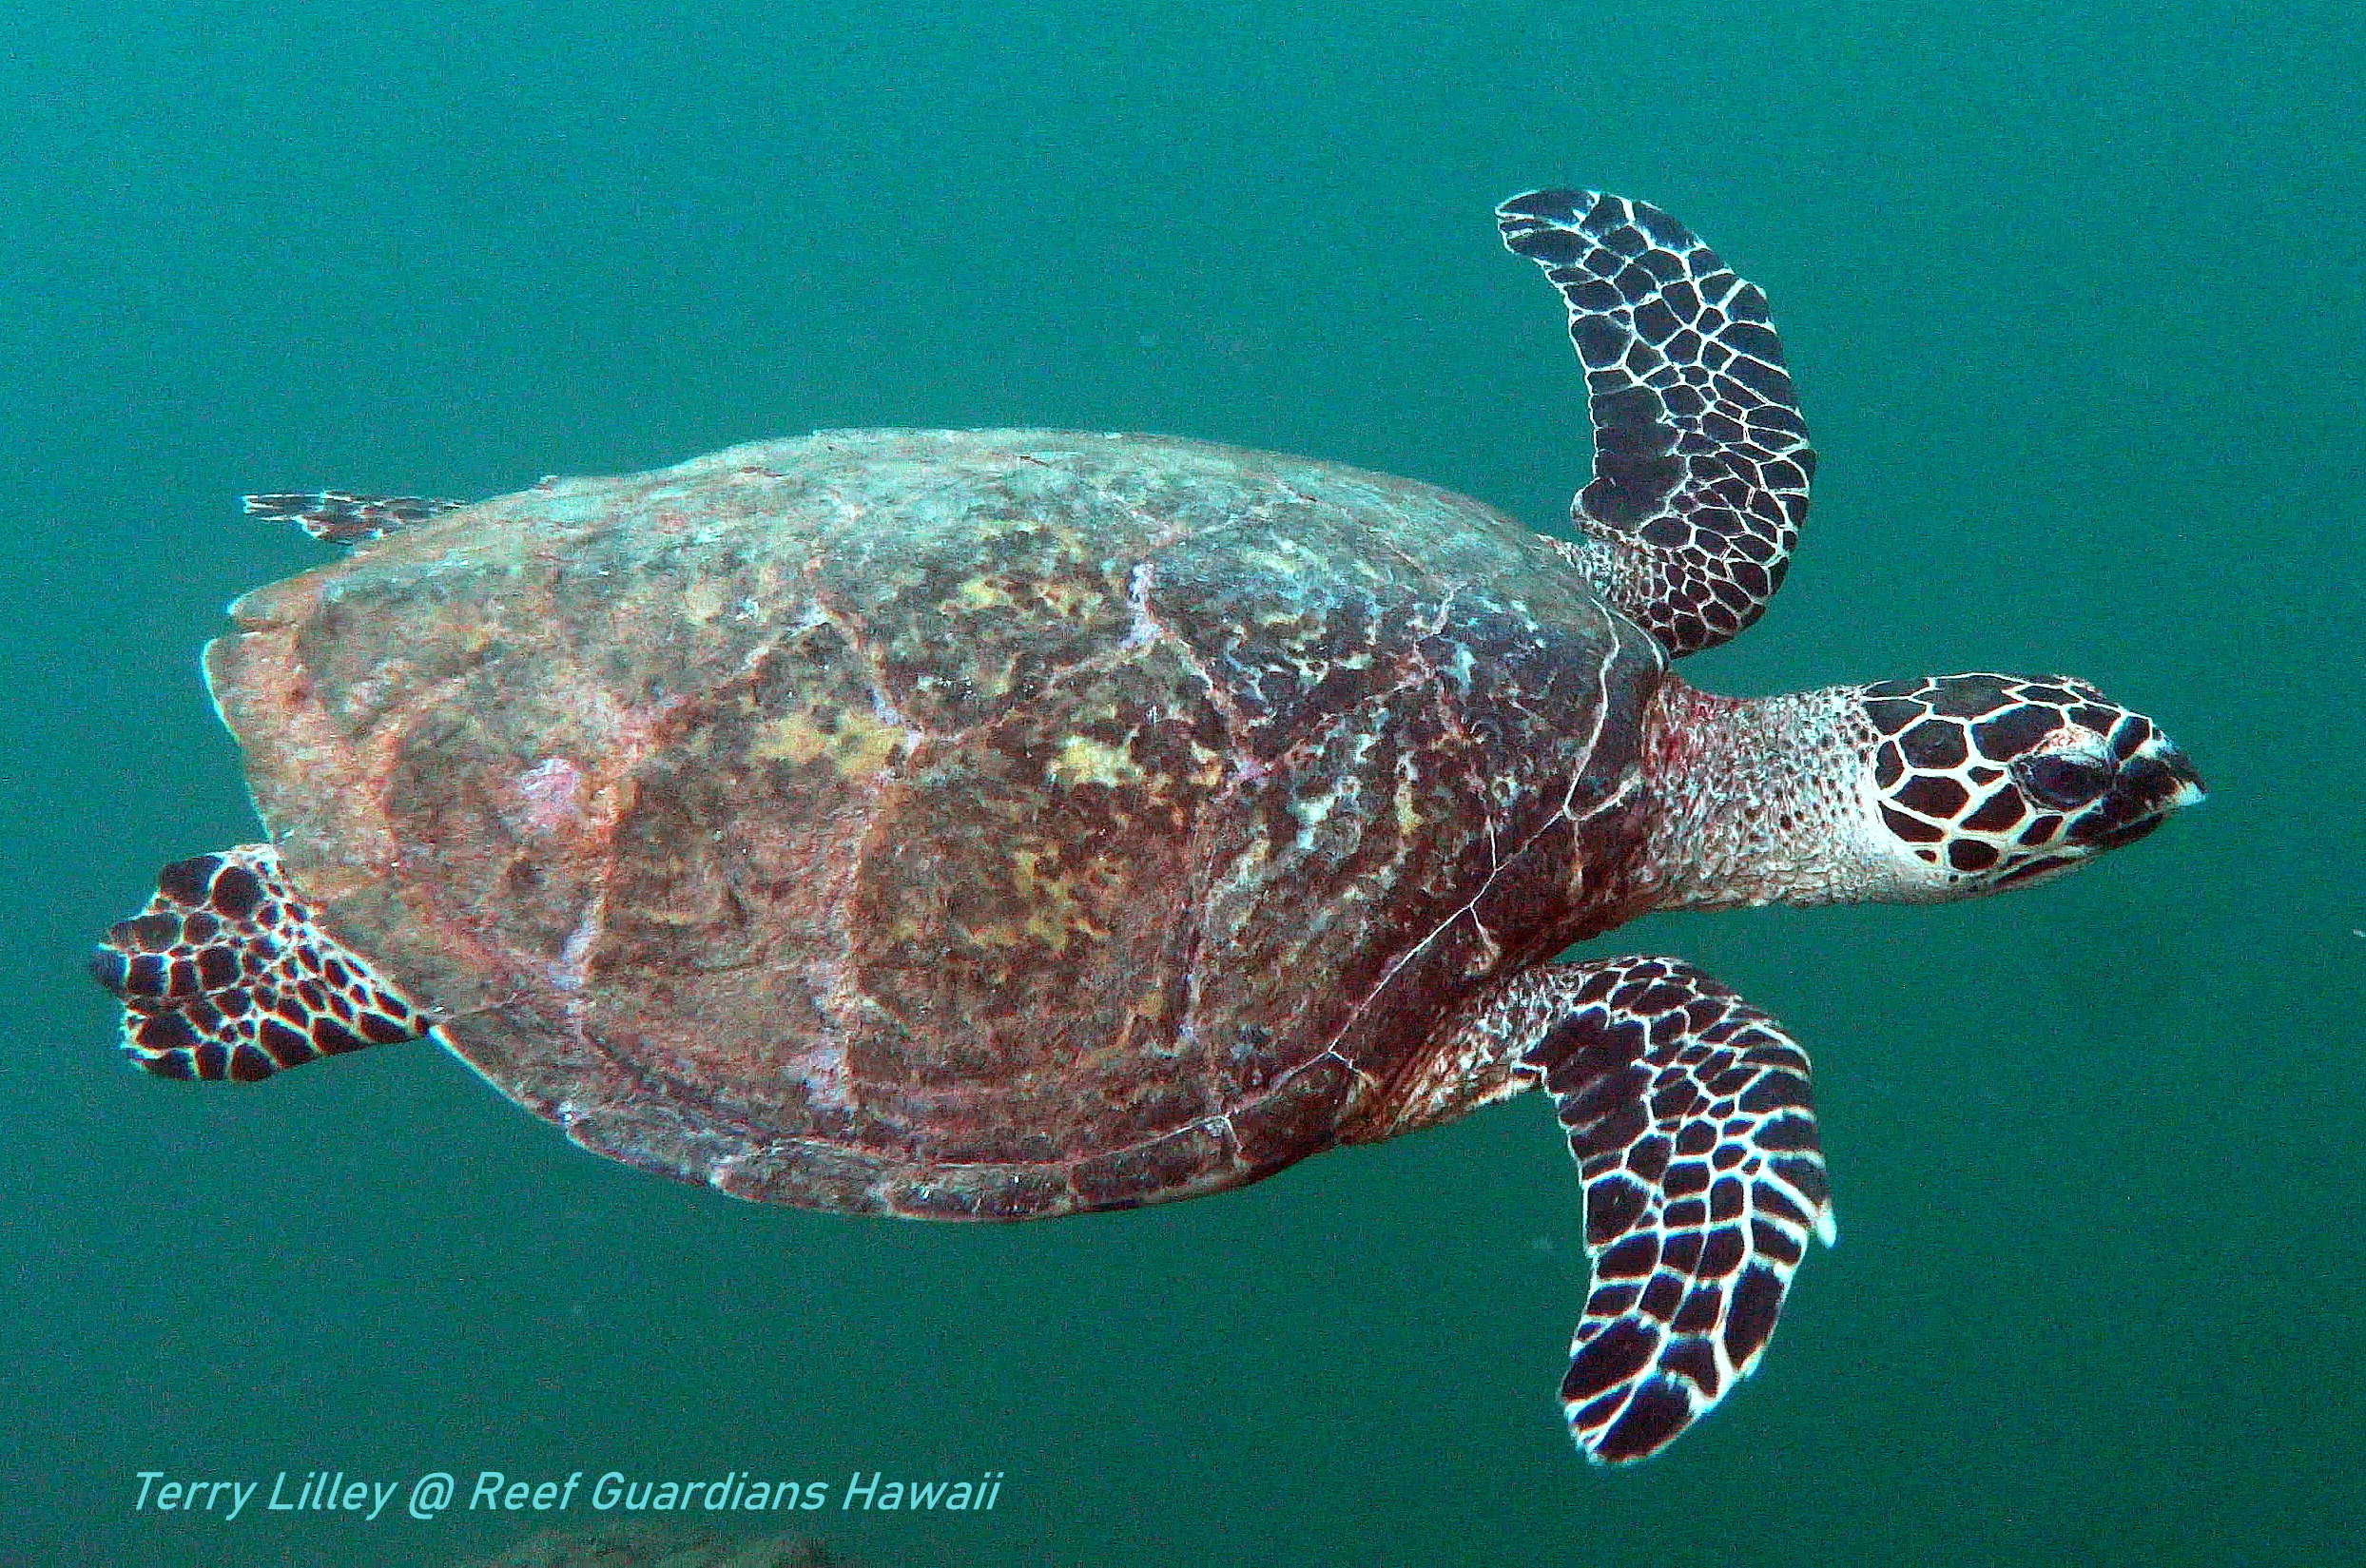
top-left (1414, 954), bottom-right (1834, 1462)
top-left (91, 845), bottom-right (434, 1082)
top-left (242, 491), bottom-right (466, 543)
top-left (1497, 189), bottom-right (1814, 656)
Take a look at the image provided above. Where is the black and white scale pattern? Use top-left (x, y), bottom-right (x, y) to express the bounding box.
top-left (1498, 189), bottom-right (1815, 657)
top-left (243, 492), bottom-right (466, 543)
top-left (1507, 955), bottom-right (1834, 1463)
top-left (1859, 671), bottom-right (2196, 886)
top-left (91, 845), bottom-right (433, 1081)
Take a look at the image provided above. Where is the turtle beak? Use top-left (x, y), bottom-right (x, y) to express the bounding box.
top-left (2155, 744), bottom-right (2206, 807)
top-left (2068, 738), bottom-right (2204, 851)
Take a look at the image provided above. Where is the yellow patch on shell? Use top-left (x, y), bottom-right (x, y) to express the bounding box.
top-left (950, 845), bottom-right (1122, 957)
top-left (1393, 770), bottom-right (1424, 839)
top-left (1239, 544), bottom-right (1315, 580)
top-left (949, 576), bottom-right (1015, 610)
top-left (1048, 733), bottom-right (1143, 788)
top-left (944, 573), bottom-right (1101, 621)
top-left (681, 577), bottom-right (728, 623)
top-left (1036, 579), bottom-right (1096, 619)
top-left (750, 707), bottom-right (904, 778)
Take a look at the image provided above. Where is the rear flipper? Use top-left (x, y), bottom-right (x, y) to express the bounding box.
top-left (242, 492), bottom-right (465, 543)
top-left (1420, 954), bottom-right (1834, 1462)
top-left (91, 846), bottom-right (433, 1082)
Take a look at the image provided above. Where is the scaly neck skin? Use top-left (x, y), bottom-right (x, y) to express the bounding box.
top-left (1622, 677), bottom-right (1887, 915)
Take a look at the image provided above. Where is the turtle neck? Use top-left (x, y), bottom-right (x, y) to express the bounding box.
top-left (1620, 676), bottom-right (1895, 914)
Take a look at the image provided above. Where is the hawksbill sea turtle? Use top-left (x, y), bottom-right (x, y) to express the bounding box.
top-left (92, 190), bottom-right (2202, 1462)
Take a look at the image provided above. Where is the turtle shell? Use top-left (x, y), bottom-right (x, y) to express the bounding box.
top-left (207, 430), bottom-right (1666, 1216)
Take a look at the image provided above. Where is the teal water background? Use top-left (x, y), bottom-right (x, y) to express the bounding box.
top-left (5, 3), bottom-right (2359, 1564)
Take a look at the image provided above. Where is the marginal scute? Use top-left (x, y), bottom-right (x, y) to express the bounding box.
top-left (1070, 1120), bottom-right (1232, 1209)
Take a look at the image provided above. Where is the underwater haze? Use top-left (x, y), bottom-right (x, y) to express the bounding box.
top-left (5, 2), bottom-right (2360, 1564)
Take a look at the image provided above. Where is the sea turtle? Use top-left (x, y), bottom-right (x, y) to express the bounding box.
top-left (93, 190), bottom-right (2201, 1462)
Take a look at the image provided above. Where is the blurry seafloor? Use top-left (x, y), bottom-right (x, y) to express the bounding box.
top-left (4, 3), bottom-right (2360, 1565)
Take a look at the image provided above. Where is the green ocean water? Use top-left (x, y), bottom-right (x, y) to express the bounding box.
top-left (5, 2), bottom-right (2358, 1563)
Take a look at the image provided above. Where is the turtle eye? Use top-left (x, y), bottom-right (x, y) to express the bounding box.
top-left (2011, 751), bottom-right (2116, 810)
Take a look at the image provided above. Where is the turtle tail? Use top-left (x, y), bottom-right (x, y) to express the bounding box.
top-left (90, 846), bottom-right (433, 1082)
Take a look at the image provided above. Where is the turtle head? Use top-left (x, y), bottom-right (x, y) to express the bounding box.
top-left (1855, 673), bottom-right (2204, 898)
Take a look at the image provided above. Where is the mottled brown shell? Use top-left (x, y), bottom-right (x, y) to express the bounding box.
top-left (208, 430), bottom-right (1665, 1216)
